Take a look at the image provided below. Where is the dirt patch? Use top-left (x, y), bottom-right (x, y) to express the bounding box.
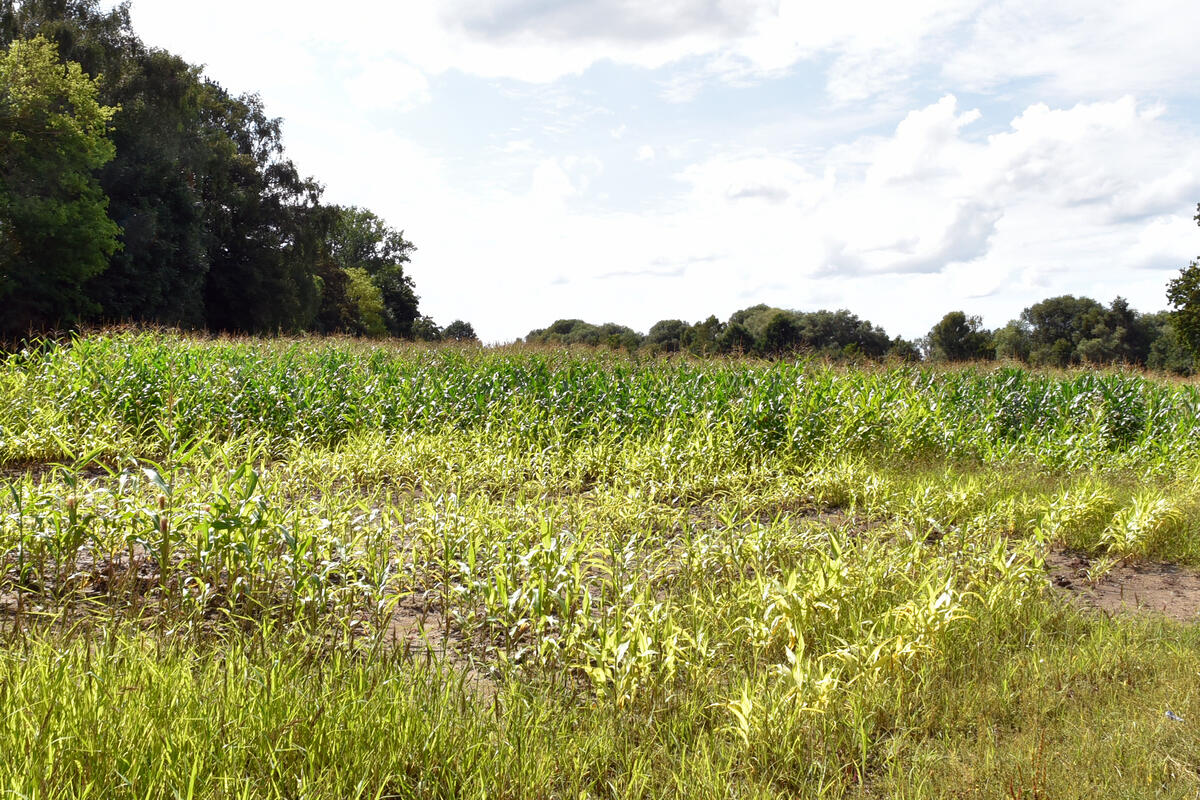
top-left (1047, 548), bottom-right (1200, 622)
top-left (384, 593), bottom-right (496, 698)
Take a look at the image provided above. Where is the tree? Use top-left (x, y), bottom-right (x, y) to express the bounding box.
top-left (682, 315), bottom-right (723, 355)
top-left (328, 206), bottom-right (418, 337)
top-left (0, 34), bottom-right (119, 334)
top-left (1019, 295), bottom-right (1106, 366)
top-left (1167, 203), bottom-right (1200, 357)
top-left (718, 322), bottom-right (755, 354)
top-left (443, 319), bottom-right (478, 342)
top-left (342, 267), bottom-right (386, 337)
top-left (925, 311), bottom-right (993, 361)
top-left (411, 315), bottom-right (442, 342)
top-left (888, 336), bottom-right (921, 362)
top-left (200, 90), bottom-right (329, 333)
top-left (5, 1), bottom-right (396, 335)
top-left (645, 319), bottom-right (688, 353)
top-left (761, 311), bottom-right (802, 355)
top-left (7, 0), bottom-right (216, 326)
top-left (1144, 311), bottom-right (1195, 375)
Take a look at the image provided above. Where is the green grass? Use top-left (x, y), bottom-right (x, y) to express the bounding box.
top-left (1, 331), bottom-right (1200, 797)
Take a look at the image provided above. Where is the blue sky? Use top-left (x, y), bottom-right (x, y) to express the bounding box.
top-left (117, 0), bottom-right (1200, 342)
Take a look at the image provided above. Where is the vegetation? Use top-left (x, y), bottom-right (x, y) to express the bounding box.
top-left (526, 293), bottom-right (1197, 373)
top-left (0, 34), bottom-right (118, 333)
top-left (0, 1), bottom-right (438, 337)
top-left (1, 332), bottom-right (1200, 796)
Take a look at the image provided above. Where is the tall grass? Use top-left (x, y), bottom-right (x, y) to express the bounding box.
top-left (1, 332), bottom-right (1199, 797)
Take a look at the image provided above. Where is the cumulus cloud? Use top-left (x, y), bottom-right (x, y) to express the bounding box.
top-left (115, 1), bottom-right (1200, 342)
top-left (126, 0), bottom-right (1200, 105)
top-left (441, 0), bottom-right (761, 44)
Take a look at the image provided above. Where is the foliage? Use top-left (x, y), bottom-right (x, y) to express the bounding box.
top-left (1166, 203), bottom-right (1200, 358)
top-left (443, 319), bottom-right (478, 342)
top-left (525, 319), bottom-right (643, 349)
top-left (328, 205), bottom-right (418, 337)
top-left (2, 332), bottom-right (1200, 795)
top-left (645, 318), bottom-right (688, 352)
top-left (342, 266), bottom-right (387, 337)
top-left (0, 34), bottom-right (119, 333)
top-left (925, 311), bottom-right (993, 361)
top-left (411, 314), bottom-right (443, 341)
top-left (1, 0), bottom-right (428, 337)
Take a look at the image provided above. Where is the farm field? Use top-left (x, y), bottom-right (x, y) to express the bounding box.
top-left (3, 332), bottom-right (1200, 798)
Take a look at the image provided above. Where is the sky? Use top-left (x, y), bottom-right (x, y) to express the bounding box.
top-left (114, 0), bottom-right (1200, 343)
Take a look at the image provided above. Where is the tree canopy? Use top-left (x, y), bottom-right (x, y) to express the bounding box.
top-left (0, 34), bottom-right (119, 334)
top-left (1167, 203), bottom-right (1200, 359)
top-left (0, 0), bottom-right (462, 339)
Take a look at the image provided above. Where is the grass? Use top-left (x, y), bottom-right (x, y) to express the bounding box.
top-left (1, 331), bottom-right (1199, 797)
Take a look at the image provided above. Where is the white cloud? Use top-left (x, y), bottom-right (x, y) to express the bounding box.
top-left (636, 145), bottom-right (656, 162)
top-left (123, 0), bottom-right (1200, 106)
top-left (945, 0), bottom-right (1200, 100)
top-left (112, 1), bottom-right (1200, 343)
top-left (346, 58), bottom-right (431, 112)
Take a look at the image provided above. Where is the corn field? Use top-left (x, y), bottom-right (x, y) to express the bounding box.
top-left (1, 332), bottom-right (1199, 798)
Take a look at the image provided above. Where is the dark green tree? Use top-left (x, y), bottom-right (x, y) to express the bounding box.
top-left (794, 309), bottom-right (891, 357)
top-left (645, 319), bottom-right (688, 353)
top-left (1167, 203), bottom-right (1200, 357)
top-left (443, 319), bottom-right (478, 342)
top-left (887, 336), bottom-right (921, 362)
top-left (925, 311), bottom-right (993, 361)
top-left (199, 90), bottom-right (330, 333)
top-left (682, 315), bottom-right (723, 355)
top-left (761, 311), bottom-right (802, 356)
top-left (6, 1), bottom-right (213, 326)
top-left (0, 34), bottom-right (119, 334)
top-left (1144, 311), bottom-right (1195, 375)
top-left (992, 322), bottom-right (1031, 362)
top-left (411, 315), bottom-right (442, 342)
top-left (328, 206), bottom-right (418, 337)
top-left (5, 0), bottom-right (345, 332)
top-left (718, 322), bottom-right (755, 354)
top-left (1019, 295), bottom-right (1105, 366)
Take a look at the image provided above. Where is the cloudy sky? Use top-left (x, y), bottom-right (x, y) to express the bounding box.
top-left (118, 0), bottom-right (1200, 342)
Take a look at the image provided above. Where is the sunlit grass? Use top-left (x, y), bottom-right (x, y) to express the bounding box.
top-left (1, 331), bottom-right (1199, 797)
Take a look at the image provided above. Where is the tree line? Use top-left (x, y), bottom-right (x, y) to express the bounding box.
top-left (4, 1), bottom-right (1198, 365)
top-left (526, 206), bottom-right (1200, 374)
top-left (0, 0), bottom-right (481, 341)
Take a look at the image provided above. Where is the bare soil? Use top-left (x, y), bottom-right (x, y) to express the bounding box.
top-left (1047, 547), bottom-right (1200, 622)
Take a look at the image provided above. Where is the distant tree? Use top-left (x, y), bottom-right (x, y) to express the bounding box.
top-left (992, 322), bottom-right (1031, 362)
top-left (888, 336), bottom-right (921, 362)
top-left (443, 319), bottom-right (478, 342)
top-left (718, 321), bottom-right (755, 354)
top-left (925, 311), bottom-right (993, 361)
top-left (342, 267), bottom-right (386, 337)
top-left (411, 315), bottom-right (442, 342)
top-left (312, 257), bottom-right (353, 334)
top-left (524, 319), bottom-right (642, 348)
top-left (645, 319), bottom-right (688, 353)
top-left (1019, 295), bottom-right (1106, 367)
top-left (328, 206), bottom-right (418, 337)
top-left (200, 90), bottom-right (328, 333)
top-left (761, 311), bottom-right (802, 356)
top-left (682, 315), bottom-right (723, 355)
top-left (1145, 311), bottom-right (1195, 375)
top-left (794, 309), bottom-right (891, 358)
top-left (1167, 204), bottom-right (1200, 357)
top-left (9, 0), bottom-right (216, 326)
top-left (0, 35), bottom-right (120, 334)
